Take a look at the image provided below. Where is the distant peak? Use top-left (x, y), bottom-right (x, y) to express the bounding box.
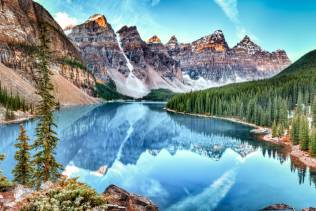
top-left (213, 30), bottom-right (224, 35)
top-left (211, 30), bottom-right (226, 41)
top-left (234, 35), bottom-right (262, 53)
top-left (241, 35), bottom-right (252, 42)
top-left (86, 14), bottom-right (108, 27)
top-left (148, 35), bottom-right (161, 44)
top-left (167, 35), bottom-right (178, 44)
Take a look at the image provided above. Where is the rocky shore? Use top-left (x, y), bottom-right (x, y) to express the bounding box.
top-left (0, 184), bottom-right (158, 211)
top-left (165, 108), bottom-right (316, 169)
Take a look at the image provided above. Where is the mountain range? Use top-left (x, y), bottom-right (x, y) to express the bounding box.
top-left (0, 0), bottom-right (291, 102)
top-left (67, 14), bottom-right (291, 98)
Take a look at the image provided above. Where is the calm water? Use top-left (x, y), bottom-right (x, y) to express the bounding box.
top-left (0, 102), bottom-right (316, 210)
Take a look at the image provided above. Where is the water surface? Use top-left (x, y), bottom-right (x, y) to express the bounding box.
top-left (0, 102), bottom-right (316, 210)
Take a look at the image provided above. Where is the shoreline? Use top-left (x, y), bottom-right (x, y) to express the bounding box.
top-left (165, 108), bottom-right (316, 169)
top-left (0, 115), bottom-right (36, 125)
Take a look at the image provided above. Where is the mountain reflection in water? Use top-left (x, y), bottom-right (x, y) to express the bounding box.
top-left (1, 102), bottom-right (316, 210)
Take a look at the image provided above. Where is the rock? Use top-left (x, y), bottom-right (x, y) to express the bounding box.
top-left (262, 203), bottom-right (295, 210)
top-left (166, 30), bottom-right (291, 84)
top-left (69, 16), bottom-right (184, 98)
top-left (13, 185), bottom-right (33, 202)
top-left (68, 14), bottom-right (130, 82)
top-left (41, 181), bottom-right (55, 190)
top-left (0, 0), bottom-right (95, 106)
top-left (302, 208), bottom-right (316, 211)
top-left (148, 35), bottom-right (161, 44)
top-left (103, 185), bottom-right (158, 211)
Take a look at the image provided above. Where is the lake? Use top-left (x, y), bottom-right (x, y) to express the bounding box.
top-left (0, 102), bottom-right (316, 210)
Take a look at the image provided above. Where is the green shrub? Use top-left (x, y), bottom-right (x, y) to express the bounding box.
top-left (0, 154), bottom-right (12, 192)
top-left (21, 179), bottom-right (106, 211)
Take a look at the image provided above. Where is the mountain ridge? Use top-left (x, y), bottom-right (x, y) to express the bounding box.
top-left (0, 0), bottom-right (97, 106)
top-left (67, 13), bottom-right (291, 98)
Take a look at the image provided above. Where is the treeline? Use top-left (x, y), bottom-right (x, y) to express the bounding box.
top-left (167, 50), bottom-right (316, 129)
top-left (289, 101), bottom-right (316, 156)
top-left (167, 77), bottom-right (310, 128)
top-left (0, 82), bottom-right (28, 112)
top-left (167, 49), bottom-right (316, 157)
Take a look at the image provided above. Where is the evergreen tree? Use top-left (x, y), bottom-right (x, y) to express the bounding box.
top-left (278, 123), bottom-right (284, 137)
top-left (272, 121), bottom-right (278, 137)
top-left (32, 23), bottom-right (62, 190)
top-left (312, 96), bottom-right (316, 127)
top-left (12, 124), bottom-right (33, 186)
top-left (309, 128), bottom-right (316, 157)
top-left (0, 154), bottom-right (11, 191)
top-left (299, 115), bottom-right (310, 151)
top-left (297, 91), bottom-right (304, 113)
top-left (291, 113), bottom-right (301, 145)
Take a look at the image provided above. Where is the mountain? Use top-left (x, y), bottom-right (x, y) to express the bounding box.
top-left (0, 0), bottom-right (97, 106)
top-left (68, 14), bottom-right (291, 99)
top-left (68, 16), bottom-right (185, 98)
top-left (166, 31), bottom-right (291, 89)
top-left (0, 2), bottom-right (292, 102)
top-left (166, 49), bottom-right (316, 128)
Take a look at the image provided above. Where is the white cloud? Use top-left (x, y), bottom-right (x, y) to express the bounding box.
top-left (214, 0), bottom-right (258, 42)
top-left (54, 12), bottom-right (78, 30)
top-left (214, 0), bottom-right (239, 23)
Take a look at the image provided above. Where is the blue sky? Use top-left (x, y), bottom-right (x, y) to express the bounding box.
top-left (35, 0), bottom-right (316, 61)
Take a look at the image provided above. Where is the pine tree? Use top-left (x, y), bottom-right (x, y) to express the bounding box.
top-left (291, 112), bottom-right (301, 145)
top-left (299, 115), bottom-right (309, 151)
top-left (309, 128), bottom-right (316, 157)
top-left (278, 123), bottom-right (284, 137)
top-left (312, 96), bottom-right (316, 127)
top-left (12, 124), bottom-right (33, 186)
top-left (272, 121), bottom-right (278, 137)
top-left (297, 91), bottom-right (304, 113)
top-left (0, 154), bottom-right (11, 191)
top-left (32, 22), bottom-right (62, 190)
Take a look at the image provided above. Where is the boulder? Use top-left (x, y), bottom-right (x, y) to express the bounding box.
top-left (262, 203), bottom-right (295, 210)
top-left (103, 185), bottom-right (158, 211)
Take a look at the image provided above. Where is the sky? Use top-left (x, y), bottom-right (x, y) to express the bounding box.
top-left (34, 0), bottom-right (316, 61)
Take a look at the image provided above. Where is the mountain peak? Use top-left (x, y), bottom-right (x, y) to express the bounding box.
top-left (168, 36), bottom-right (178, 44)
top-left (191, 30), bottom-right (228, 52)
top-left (234, 35), bottom-right (262, 54)
top-left (86, 14), bottom-right (108, 27)
top-left (148, 35), bottom-right (161, 44)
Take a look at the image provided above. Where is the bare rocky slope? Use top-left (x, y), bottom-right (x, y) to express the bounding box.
top-left (0, 0), bottom-right (97, 106)
top-left (166, 31), bottom-right (291, 88)
top-left (68, 15), bottom-right (185, 98)
top-left (0, 1), bottom-right (292, 101)
top-left (68, 14), bottom-right (291, 98)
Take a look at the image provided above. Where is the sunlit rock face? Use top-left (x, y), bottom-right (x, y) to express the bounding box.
top-left (166, 31), bottom-right (292, 83)
top-left (0, 0), bottom-right (95, 99)
top-left (68, 14), bottom-right (130, 82)
top-left (69, 17), bottom-right (185, 98)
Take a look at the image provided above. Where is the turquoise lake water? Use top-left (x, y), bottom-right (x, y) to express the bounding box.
top-left (0, 102), bottom-right (316, 210)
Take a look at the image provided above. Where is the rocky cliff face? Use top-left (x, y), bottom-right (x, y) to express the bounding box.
top-left (166, 31), bottom-right (291, 88)
top-left (69, 17), bottom-right (185, 98)
top-left (68, 14), bottom-right (130, 82)
top-left (0, 0), bottom-right (96, 105)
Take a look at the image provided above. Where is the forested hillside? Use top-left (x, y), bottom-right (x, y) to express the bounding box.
top-left (0, 83), bottom-right (28, 112)
top-left (167, 50), bottom-right (316, 128)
